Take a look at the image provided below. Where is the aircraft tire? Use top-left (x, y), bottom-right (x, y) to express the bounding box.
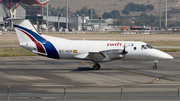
top-left (153, 65), bottom-right (157, 69)
top-left (93, 64), bottom-right (101, 70)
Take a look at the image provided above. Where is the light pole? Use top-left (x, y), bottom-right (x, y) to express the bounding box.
top-left (165, 0), bottom-right (167, 28)
top-left (46, 2), bottom-right (49, 31)
top-left (66, 0), bottom-right (68, 30)
top-left (41, 5), bottom-right (44, 32)
top-left (159, 0), bottom-right (161, 28)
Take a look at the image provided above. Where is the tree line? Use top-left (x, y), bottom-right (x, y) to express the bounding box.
top-left (168, 8), bottom-right (180, 13)
top-left (122, 3), bottom-right (154, 15)
top-left (42, 4), bottom-right (179, 27)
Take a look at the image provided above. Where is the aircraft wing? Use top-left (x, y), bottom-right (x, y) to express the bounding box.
top-left (88, 49), bottom-right (123, 62)
top-left (88, 52), bottom-right (106, 62)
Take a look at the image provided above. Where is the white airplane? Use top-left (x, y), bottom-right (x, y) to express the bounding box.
top-left (13, 19), bottom-right (173, 70)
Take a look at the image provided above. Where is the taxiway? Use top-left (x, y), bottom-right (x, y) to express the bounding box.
top-left (0, 53), bottom-right (179, 101)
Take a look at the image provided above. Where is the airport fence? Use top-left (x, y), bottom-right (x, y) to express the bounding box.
top-left (1, 86), bottom-right (180, 101)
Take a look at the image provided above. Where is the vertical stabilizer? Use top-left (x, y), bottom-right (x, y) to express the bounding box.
top-left (13, 18), bottom-right (60, 59)
top-left (13, 18), bottom-right (44, 44)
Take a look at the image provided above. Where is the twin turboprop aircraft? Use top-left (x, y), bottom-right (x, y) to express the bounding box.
top-left (13, 19), bottom-right (174, 70)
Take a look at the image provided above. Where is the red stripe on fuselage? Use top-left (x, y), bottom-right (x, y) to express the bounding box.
top-left (18, 29), bottom-right (46, 54)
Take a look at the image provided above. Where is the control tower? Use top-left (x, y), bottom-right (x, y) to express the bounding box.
top-left (0, 0), bottom-right (49, 29)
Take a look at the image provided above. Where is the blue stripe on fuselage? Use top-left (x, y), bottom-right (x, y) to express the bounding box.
top-left (14, 25), bottom-right (60, 59)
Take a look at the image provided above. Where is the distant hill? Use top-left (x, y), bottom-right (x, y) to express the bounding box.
top-left (49, 0), bottom-right (180, 16)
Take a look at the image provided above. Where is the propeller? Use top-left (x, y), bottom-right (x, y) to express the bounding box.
top-left (122, 44), bottom-right (128, 63)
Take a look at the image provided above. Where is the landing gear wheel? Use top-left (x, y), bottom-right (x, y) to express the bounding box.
top-left (153, 63), bottom-right (157, 69)
top-left (93, 64), bottom-right (101, 70)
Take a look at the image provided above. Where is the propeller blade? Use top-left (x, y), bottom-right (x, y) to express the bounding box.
top-left (123, 44), bottom-right (126, 63)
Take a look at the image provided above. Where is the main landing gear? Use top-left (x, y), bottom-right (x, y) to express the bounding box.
top-left (93, 62), bottom-right (101, 70)
top-left (153, 60), bottom-right (158, 69)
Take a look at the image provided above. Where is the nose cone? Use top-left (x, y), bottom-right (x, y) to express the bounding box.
top-left (154, 49), bottom-right (174, 60)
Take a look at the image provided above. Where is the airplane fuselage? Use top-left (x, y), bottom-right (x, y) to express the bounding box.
top-left (20, 35), bottom-right (173, 61)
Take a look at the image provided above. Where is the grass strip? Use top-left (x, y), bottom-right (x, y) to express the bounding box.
top-left (159, 49), bottom-right (180, 52)
top-left (0, 47), bottom-right (37, 57)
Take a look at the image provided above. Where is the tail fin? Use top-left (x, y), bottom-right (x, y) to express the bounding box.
top-left (13, 18), bottom-right (60, 59)
top-left (13, 18), bottom-right (45, 44)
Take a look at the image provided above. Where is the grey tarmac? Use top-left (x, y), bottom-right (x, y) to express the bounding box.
top-left (0, 53), bottom-right (179, 101)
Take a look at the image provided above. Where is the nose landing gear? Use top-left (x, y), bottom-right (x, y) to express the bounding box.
top-left (153, 63), bottom-right (157, 69)
top-left (153, 60), bottom-right (158, 69)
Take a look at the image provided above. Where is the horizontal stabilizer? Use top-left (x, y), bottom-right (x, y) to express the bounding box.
top-left (32, 50), bottom-right (47, 56)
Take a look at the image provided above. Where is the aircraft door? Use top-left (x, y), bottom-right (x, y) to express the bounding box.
top-left (140, 45), bottom-right (149, 59)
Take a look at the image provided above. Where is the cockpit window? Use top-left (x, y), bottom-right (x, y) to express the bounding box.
top-left (146, 44), bottom-right (153, 49)
top-left (141, 44), bottom-right (153, 50)
top-left (141, 45), bottom-right (146, 50)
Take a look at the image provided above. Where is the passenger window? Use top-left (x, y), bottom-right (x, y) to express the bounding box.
top-left (134, 47), bottom-right (137, 50)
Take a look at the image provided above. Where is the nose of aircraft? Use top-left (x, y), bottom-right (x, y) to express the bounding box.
top-left (154, 49), bottom-right (174, 59)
